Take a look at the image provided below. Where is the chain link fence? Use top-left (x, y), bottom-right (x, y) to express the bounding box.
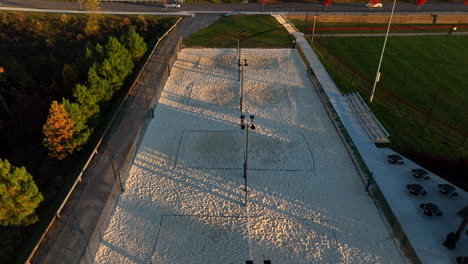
top-left (310, 36), bottom-right (468, 150)
top-left (26, 18), bottom-right (183, 264)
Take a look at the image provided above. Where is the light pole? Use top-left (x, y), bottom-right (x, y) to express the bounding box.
top-left (238, 58), bottom-right (248, 113)
top-left (311, 15), bottom-right (317, 43)
top-left (238, 57), bottom-right (248, 81)
top-left (369, 0), bottom-right (397, 103)
top-left (241, 115), bottom-right (255, 206)
top-left (237, 15), bottom-right (241, 81)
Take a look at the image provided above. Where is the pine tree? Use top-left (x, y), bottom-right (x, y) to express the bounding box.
top-left (73, 84), bottom-right (99, 119)
top-left (0, 159), bottom-right (43, 226)
top-left (122, 26), bottom-right (147, 61)
top-left (62, 99), bottom-right (93, 149)
top-left (43, 100), bottom-right (77, 160)
top-left (102, 36), bottom-right (133, 91)
top-left (87, 65), bottom-right (112, 102)
top-left (82, 37), bottom-right (134, 102)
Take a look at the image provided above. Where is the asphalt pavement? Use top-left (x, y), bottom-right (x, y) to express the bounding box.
top-left (1, 0), bottom-right (468, 14)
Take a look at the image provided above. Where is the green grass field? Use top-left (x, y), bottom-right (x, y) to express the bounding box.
top-left (182, 0), bottom-right (462, 2)
top-left (309, 34), bottom-right (468, 189)
top-left (288, 20), bottom-right (468, 34)
top-left (183, 15), bottom-right (292, 48)
top-left (311, 34), bottom-right (468, 161)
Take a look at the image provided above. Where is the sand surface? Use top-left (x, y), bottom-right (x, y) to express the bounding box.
top-left (93, 49), bottom-right (405, 264)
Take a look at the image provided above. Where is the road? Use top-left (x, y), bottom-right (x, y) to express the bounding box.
top-left (1, 0), bottom-right (468, 14)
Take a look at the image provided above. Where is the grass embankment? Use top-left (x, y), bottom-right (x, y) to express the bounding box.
top-left (183, 15), bottom-right (293, 48)
top-left (310, 34), bottom-right (468, 188)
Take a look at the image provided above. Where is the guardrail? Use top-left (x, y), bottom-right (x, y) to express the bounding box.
top-left (25, 17), bottom-right (183, 264)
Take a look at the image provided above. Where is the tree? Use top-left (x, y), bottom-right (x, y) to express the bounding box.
top-left (101, 36), bottom-right (133, 91)
top-left (0, 67), bottom-right (9, 117)
top-left (62, 64), bottom-right (80, 90)
top-left (122, 26), bottom-right (147, 61)
top-left (0, 159), bottom-right (43, 226)
top-left (85, 42), bottom-right (105, 64)
top-left (137, 15), bottom-right (148, 32)
top-left (87, 65), bottom-right (112, 101)
top-left (84, 0), bottom-right (100, 36)
top-left (62, 99), bottom-right (93, 149)
top-left (73, 84), bottom-right (99, 119)
top-left (323, 0), bottom-right (333, 11)
top-left (43, 101), bottom-right (77, 160)
top-left (415, 0), bottom-right (427, 11)
top-left (86, 37), bottom-right (133, 95)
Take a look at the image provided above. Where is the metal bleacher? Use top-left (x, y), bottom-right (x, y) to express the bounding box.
top-left (344, 92), bottom-right (390, 143)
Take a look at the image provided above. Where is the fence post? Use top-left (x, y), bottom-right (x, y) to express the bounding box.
top-left (165, 54), bottom-right (170, 76)
top-left (365, 172), bottom-right (374, 192)
top-left (177, 36), bottom-right (180, 52)
top-left (143, 79), bottom-right (154, 119)
top-left (107, 142), bottom-right (124, 191)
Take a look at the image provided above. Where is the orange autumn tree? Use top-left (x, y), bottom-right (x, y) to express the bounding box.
top-left (43, 101), bottom-right (76, 160)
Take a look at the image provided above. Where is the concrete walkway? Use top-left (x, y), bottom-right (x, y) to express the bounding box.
top-left (274, 15), bottom-right (468, 264)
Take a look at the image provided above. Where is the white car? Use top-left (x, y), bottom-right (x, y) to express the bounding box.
top-left (164, 3), bottom-right (181, 8)
top-left (365, 3), bottom-right (383, 8)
